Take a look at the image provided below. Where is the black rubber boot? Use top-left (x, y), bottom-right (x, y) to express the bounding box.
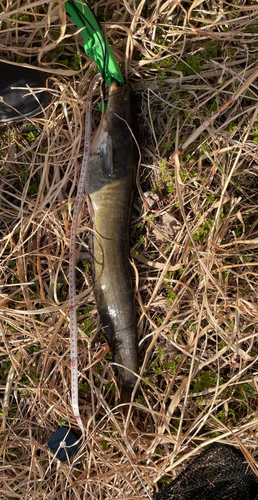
top-left (0, 62), bottom-right (49, 123)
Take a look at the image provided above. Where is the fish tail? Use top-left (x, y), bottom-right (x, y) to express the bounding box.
top-left (119, 383), bottom-right (134, 406)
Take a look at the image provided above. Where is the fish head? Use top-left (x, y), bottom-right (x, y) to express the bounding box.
top-left (91, 80), bottom-right (135, 159)
top-left (103, 80), bottom-right (134, 140)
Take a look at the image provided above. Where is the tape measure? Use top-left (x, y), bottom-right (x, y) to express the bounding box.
top-left (69, 73), bottom-right (101, 433)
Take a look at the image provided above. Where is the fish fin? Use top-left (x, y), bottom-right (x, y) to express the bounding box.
top-left (102, 135), bottom-right (113, 178)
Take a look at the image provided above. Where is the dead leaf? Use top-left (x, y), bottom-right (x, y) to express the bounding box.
top-left (143, 190), bottom-right (159, 207)
top-left (153, 212), bottom-right (182, 242)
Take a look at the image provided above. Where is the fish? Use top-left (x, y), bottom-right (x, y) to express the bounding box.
top-left (86, 79), bottom-right (139, 403)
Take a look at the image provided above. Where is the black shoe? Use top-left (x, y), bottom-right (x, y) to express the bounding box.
top-left (0, 62), bottom-right (49, 123)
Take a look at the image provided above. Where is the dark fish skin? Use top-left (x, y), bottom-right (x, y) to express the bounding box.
top-left (86, 81), bottom-right (139, 402)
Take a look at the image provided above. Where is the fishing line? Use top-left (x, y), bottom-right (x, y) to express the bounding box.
top-left (69, 72), bottom-right (101, 433)
top-left (68, 0), bottom-right (107, 100)
top-left (82, 1), bottom-right (107, 99)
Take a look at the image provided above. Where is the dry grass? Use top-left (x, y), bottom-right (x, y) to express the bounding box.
top-left (1, 0), bottom-right (258, 498)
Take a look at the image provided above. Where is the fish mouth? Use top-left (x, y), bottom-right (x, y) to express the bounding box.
top-left (108, 80), bottom-right (130, 111)
top-left (92, 80), bottom-right (124, 150)
top-left (109, 79), bottom-right (119, 96)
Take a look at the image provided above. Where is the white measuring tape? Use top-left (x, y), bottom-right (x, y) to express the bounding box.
top-left (69, 73), bottom-right (101, 433)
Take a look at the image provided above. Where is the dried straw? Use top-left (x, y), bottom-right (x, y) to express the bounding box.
top-left (1, 0), bottom-right (258, 498)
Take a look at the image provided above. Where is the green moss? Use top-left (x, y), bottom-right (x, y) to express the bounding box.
top-left (246, 24), bottom-right (258, 33)
top-left (234, 226), bottom-right (242, 237)
top-left (71, 54), bottom-right (81, 70)
top-left (236, 382), bottom-right (256, 409)
top-left (151, 357), bottom-right (162, 375)
top-left (138, 234), bottom-right (145, 246)
top-left (0, 358), bottom-right (12, 378)
top-left (28, 342), bottom-right (41, 354)
top-left (164, 361), bottom-right (176, 375)
top-left (209, 99), bottom-right (217, 112)
top-left (175, 41), bottom-right (218, 77)
top-left (18, 13), bottom-right (29, 21)
top-left (82, 319), bottom-right (94, 336)
top-left (8, 408), bottom-right (17, 419)
top-left (193, 218), bottom-right (214, 243)
top-left (157, 70), bottom-right (167, 84)
top-left (60, 418), bottom-right (69, 425)
top-left (78, 382), bottom-right (90, 391)
top-left (16, 364), bottom-right (37, 389)
top-left (26, 130), bottom-right (39, 142)
top-left (156, 446), bottom-right (165, 456)
top-left (51, 30), bottom-right (61, 41)
top-left (191, 370), bottom-right (218, 393)
top-left (101, 440), bottom-right (109, 450)
top-left (175, 57), bottom-right (201, 76)
top-left (161, 141), bottom-right (171, 151)
top-left (28, 172), bottom-right (41, 194)
top-left (207, 193), bottom-right (215, 205)
top-left (180, 168), bottom-right (190, 181)
top-left (164, 272), bottom-right (177, 304)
